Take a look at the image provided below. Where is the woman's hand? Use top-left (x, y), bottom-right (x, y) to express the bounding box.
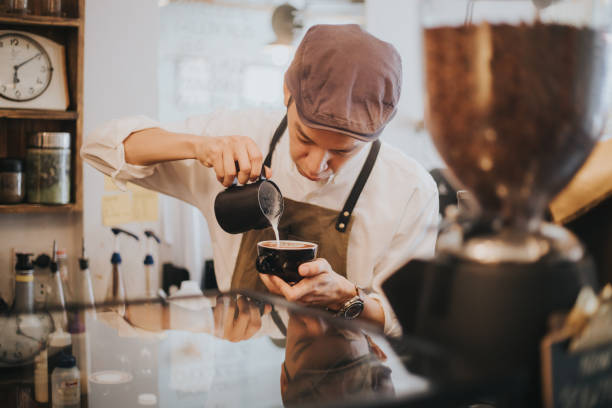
top-left (196, 135), bottom-right (270, 187)
top-left (259, 258), bottom-right (356, 311)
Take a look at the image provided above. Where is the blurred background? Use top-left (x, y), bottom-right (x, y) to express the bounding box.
top-left (1, 0), bottom-right (610, 303)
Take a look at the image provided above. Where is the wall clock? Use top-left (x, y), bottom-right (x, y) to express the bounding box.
top-left (0, 30), bottom-right (69, 110)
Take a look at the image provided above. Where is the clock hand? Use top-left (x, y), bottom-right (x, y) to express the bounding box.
top-left (13, 67), bottom-right (20, 85)
top-left (14, 53), bottom-right (42, 71)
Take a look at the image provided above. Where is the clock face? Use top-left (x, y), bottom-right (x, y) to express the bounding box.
top-left (0, 313), bottom-right (53, 366)
top-left (0, 32), bottom-right (54, 102)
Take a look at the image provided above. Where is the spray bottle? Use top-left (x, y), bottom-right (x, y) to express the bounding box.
top-left (48, 240), bottom-right (68, 331)
top-left (76, 238), bottom-right (96, 318)
top-left (70, 239), bottom-right (96, 396)
top-left (105, 228), bottom-right (139, 316)
top-left (143, 230), bottom-right (161, 299)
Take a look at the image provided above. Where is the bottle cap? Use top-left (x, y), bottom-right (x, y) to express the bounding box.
top-left (49, 329), bottom-right (72, 348)
top-left (56, 352), bottom-right (76, 369)
top-left (79, 258), bottom-right (89, 270)
top-left (0, 158), bottom-right (23, 173)
top-left (15, 253), bottom-right (34, 272)
top-left (138, 393), bottom-right (157, 406)
top-left (34, 254), bottom-right (51, 269)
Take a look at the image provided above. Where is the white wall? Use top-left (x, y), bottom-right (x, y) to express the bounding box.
top-left (83, 0), bottom-right (161, 300)
top-left (365, 0), bottom-right (442, 170)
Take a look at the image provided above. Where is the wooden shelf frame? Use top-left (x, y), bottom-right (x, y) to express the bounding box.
top-left (0, 14), bottom-right (81, 27)
top-left (0, 0), bottom-right (84, 214)
top-left (0, 109), bottom-right (78, 120)
top-left (0, 203), bottom-right (79, 214)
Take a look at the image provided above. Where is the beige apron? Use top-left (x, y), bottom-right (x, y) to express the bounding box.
top-left (230, 115), bottom-right (381, 293)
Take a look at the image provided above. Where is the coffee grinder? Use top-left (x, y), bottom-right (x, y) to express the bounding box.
top-left (383, 0), bottom-right (611, 389)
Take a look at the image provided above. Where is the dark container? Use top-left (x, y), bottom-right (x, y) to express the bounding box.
top-left (0, 158), bottom-right (25, 204)
top-left (255, 240), bottom-right (317, 284)
top-left (382, 254), bottom-right (597, 389)
top-left (214, 178), bottom-right (283, 234)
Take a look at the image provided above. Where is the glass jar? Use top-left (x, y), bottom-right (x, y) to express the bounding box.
top-left (6, 0), bottom-right (29, 14)
top-left (421, 0), bottom-right (611, 231)
top-left (42, 0), bottom-right (62, 16)
top-left (26, 132), bottom-right (71, 205)
top-left (0, 158), bottom-right (25, 204)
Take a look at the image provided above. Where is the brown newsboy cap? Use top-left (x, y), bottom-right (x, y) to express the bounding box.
top-left (284, 24), bottom-right (402, 141)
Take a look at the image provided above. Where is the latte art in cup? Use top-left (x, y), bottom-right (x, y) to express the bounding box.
top-left (259, 240), bottom-right (317, 250)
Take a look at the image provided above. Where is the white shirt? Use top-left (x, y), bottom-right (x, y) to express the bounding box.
top-left (81, 109), bottom-right (439, 337)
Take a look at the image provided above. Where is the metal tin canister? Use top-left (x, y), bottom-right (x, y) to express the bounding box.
top-left (26, 132), bottom-right (71, 204)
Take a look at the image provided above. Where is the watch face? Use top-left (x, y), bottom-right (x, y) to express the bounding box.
top-left (344, 301), bottom-right (364, 320)
top-left (0, 33), bottom-right (53, 102)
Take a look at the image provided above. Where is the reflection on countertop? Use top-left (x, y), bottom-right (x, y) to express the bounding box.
top-left (0, 292), bottom-right (429, 408)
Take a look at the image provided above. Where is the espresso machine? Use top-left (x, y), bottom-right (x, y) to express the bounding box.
top-left (383, 0), bottom-right (611, 397)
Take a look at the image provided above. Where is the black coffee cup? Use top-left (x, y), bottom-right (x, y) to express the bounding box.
top-left (256, 240), bottom-right (318, 284)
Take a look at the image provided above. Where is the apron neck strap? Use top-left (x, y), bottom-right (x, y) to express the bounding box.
top-left (263, 114), bottom-right (382, 233)
top-left (336, 139), bottom-right (381, 232)
top-left (264, 114), bottom-right (288, 169)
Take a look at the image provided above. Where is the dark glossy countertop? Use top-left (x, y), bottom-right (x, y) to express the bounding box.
top-left (1, 291), bottom-right (440, 408)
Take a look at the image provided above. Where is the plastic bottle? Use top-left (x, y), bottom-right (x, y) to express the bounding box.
top-left (51, 353), bottom-right (80, 408)
top-left (14, 253), bottom-right (35, 313)
top-left (34, 349), bottom-right (49, 404)
top-left (55, 248), bottom-right (72, 302)
top-left (69, 239), bottom-right (95, 396)
top-left (48, 257), bottom-right (68, 331)
top-left (76, 239), bottom-right (96, 317)
top-left (105, 228), bottom-right (139, 316)
top-left (47, 328), bottom-right (72, 400)
top-left (143, 230), bottom-right (161, 298)
top-left (69, 321), bottom-right (90, 396)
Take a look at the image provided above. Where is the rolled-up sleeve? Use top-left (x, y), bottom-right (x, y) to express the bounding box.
top-left (371, 182), bottom-right (439, 338)
top-left (81, 115), bottom-right (216, 208)
top-left (81, 115), bottom-right (161, 189)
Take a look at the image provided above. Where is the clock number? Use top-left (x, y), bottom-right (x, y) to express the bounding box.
top-left (10, 38), bottom-right (18, 46)
top-left (26, 44), bottom-right (30, 50)
top-left (15, 90), bottom-right (21, 98)
top-left (0, 85), bottom-right (5, 93)
top-left (36, 78), bottom-right (43, 84)
top-left (29, 87), bottom-right (34, 95)
top-left (40, 66), bottom-right (47, 73)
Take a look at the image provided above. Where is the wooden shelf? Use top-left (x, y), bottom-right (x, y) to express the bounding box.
top-left (0, 203), bottom-right (81, 214)
top-left (0, 109), bottom-right (78, 120)
top-left (0, 0), bottom-right (83, 216)
top-left (0, 13), bottom-right (80, 27)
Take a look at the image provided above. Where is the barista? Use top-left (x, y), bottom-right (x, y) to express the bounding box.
top-left (81, 24), bottom-right (438, 337)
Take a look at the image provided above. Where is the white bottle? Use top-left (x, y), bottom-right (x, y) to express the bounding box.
top-left (34, 349), bottom-right (49, 403)
top-left (51, 353), bottom-right (80, 408)
top-left (55, 248), bottom-right (72, 300)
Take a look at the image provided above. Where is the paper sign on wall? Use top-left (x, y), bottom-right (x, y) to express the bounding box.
top-left (101, 194), bottom-right (133, 226)
top-left (132, 191), bottom-right (159, 222)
